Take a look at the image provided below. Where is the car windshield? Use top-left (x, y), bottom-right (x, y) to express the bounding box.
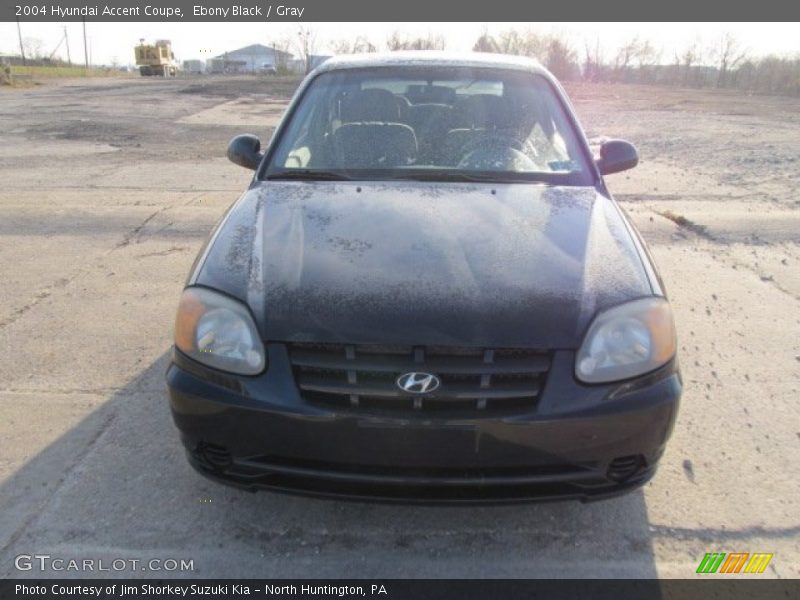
top-left (263, 66), bottom-right (593, 185)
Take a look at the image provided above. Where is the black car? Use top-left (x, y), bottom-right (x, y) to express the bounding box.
top-left (167, 52), bottom-right (681, 503)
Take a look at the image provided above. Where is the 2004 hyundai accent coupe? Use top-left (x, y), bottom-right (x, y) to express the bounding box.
top-left (167, 52), bottom-right (681, 502)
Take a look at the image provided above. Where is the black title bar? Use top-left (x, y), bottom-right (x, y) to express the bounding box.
top-left (4, 0), bottom-right (800, 22)
top-left (3, 579), bottom-right (800, 600)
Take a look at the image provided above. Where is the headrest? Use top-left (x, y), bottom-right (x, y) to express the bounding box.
top-left (341, 88), bottom-right (400, 122)
top-left (407, 103), bottom-right (453, 123)
top-left (456, 94), bottom-right (512, 129)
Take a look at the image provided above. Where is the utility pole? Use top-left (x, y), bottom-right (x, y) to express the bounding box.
top-left (64, 26), bottom-right (72, 66)
top-left (16, 17), bottom-right (26, 65)
top-left (82, 17), bottom-right (88, 69)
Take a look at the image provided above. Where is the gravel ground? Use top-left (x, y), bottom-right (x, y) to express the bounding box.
top-left (0, 75), bottom-right (798, 578)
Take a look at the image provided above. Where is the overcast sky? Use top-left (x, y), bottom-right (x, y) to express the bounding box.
top-left (2, 22), bottom-right (798, 66)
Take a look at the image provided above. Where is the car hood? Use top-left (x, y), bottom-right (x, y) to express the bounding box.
top-left (195, 180), bottom-right (652, 349)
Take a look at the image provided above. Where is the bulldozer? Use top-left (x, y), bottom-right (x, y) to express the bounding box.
top-left (134, 39), bottom-right (177, 77)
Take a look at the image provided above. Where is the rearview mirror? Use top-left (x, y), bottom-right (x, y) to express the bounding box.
top-left (597, 139), bottom-right (638, 176)
top-left (227, 134), bottom-right (263, 170)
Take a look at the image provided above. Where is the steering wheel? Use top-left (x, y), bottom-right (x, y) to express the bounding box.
top-left (458, 147), bottom-right (538, 171)
top-left (458, 132), bottom-right (524, 158)
top-left (455, 132), bottom-right (541, 170)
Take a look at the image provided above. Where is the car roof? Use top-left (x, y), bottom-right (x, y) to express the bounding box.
top-left (313, 51), bottom-right (552, 77)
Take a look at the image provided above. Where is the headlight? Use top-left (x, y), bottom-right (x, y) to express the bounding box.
top-left (174, 287), bottom-right (265, 375)
top-left (575, 297), bottom-right (676, 384)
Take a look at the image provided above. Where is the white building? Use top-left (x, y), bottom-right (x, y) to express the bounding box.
top-left (207, 44), bottom-right (293, 74)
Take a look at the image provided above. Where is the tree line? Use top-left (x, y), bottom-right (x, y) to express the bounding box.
top-left (317, 29), bottom-right (800, 97)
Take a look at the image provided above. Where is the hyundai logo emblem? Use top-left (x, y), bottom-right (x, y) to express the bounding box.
top-left (396, 372), bottom-right (441, 394)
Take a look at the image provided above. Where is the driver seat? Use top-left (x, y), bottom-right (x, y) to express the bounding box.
top-left (442, 95), bottom-right (515, 166)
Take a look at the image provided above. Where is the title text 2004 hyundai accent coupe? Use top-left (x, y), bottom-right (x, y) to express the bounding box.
top-left (167, 52), bottom-right (681, 502)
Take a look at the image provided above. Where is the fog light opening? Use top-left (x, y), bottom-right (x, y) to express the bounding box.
top-left (607, 455), bottom-right (645, 482)
top-left (197, 442), bottom-right (233, 470)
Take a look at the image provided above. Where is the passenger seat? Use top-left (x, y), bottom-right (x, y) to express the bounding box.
top-left (332, 123), bottom-right (417, 168)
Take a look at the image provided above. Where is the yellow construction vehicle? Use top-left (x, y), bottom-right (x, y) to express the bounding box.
top-left (134, 39), bottom-right (177, 77)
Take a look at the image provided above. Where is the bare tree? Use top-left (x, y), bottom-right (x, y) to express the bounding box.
top-left (612, 37), bottom-right (641, 82)
top-left (583, 40), bottom-right (596, 81)
top-left (386, 32), bottom-right (445, 51)
top-left (470, 28), bottom-right (579, 79)
top-left (385, 32), bottom-right (403, 51)
top-left (713, 33), bottom-right (748, 88)
top-left (270, 35), bottom-right (293, 72)
top-left (328, 39), bottom-right (351, 55)
top-left (466, 28), bottom-right (800, 97)
top-left (329, 36), bottom-right (377, 55)
top-left (635, 40), bottom-right (660, 68)
top-left (633, 39), bottom-right (660, 83)
top-left (546, 35), bottom-right (578, 80)
top-left (581, 36), bottom-right (607, 82)
top-left (294, 26), bottom-right (317, 74)
top-left (678, 42), bottom-right (701, 86)
top-left (496, 29), bottom-right (546, 57)
top-left (22, 37), bottom-right (44, 60)
top-left (496, 29), bottom-right (525, 55)
top-left (473, 33), bottom-right (499, 53)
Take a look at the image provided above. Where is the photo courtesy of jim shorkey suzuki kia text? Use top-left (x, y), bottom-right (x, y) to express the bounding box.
top-left (20, 4), bottom-right (306, 18)
top-left (14, 584), bottom-right (387, 596)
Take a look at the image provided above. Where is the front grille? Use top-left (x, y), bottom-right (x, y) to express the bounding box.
top-left (288, 343), bottom-right (550, 415)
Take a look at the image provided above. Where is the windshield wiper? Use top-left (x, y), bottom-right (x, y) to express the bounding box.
top-left (266, 170), bottom-right (352, 181)
top-left (266, 169), bottom-right (558, 184)
top-left (387, 171), bottom-right (547, 183)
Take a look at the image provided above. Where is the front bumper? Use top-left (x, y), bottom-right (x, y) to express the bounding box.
top-left (167, 344), bottom-right (681, 503)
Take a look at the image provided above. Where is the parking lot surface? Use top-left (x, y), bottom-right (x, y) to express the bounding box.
top-left (0, 76), bottom-right (798, 578)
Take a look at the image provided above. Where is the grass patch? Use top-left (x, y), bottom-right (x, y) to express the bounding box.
top-left (10, 65), bottom-right (133, 78)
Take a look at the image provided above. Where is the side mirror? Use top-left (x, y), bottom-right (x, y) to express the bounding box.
top-left (227, 134), bottom-right (263, 170)
top-left (597, 139), bottom-right (638, 176)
